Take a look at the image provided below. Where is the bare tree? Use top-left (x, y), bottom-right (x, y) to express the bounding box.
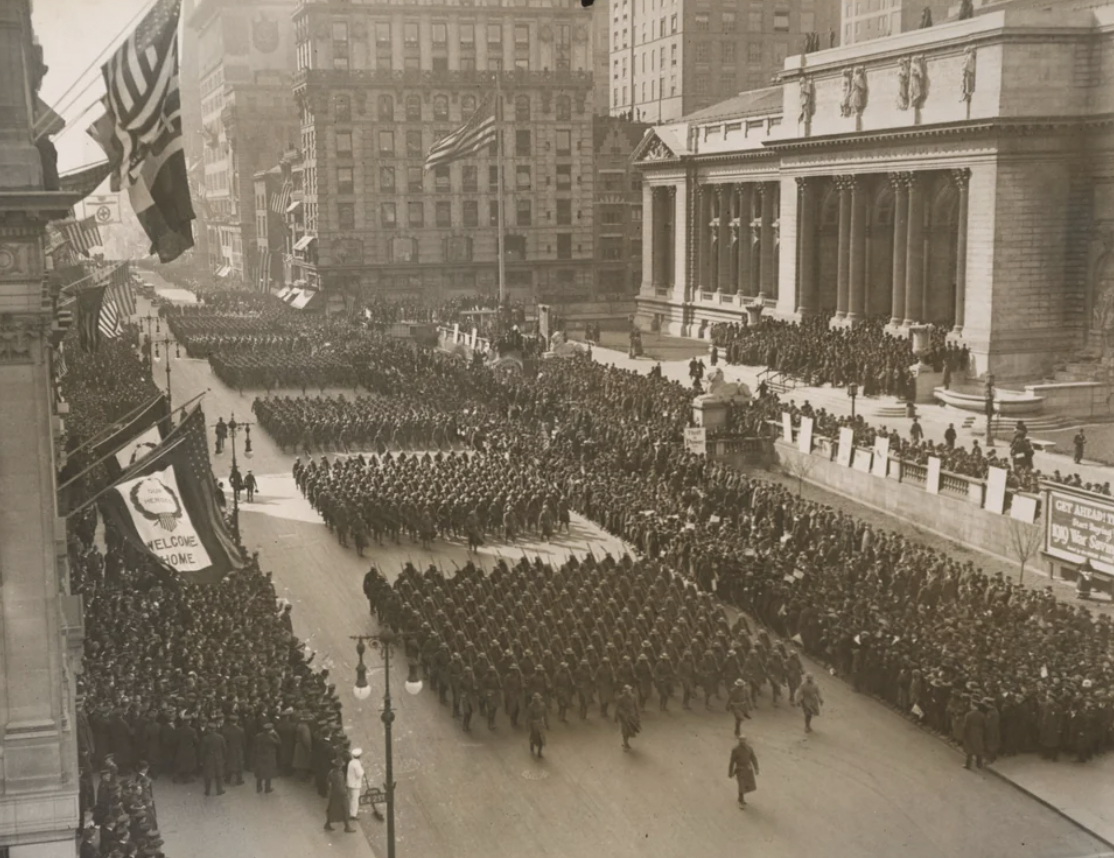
top-left (1008, 517), bottom-right (1044, 585)
top-left (782, 449), bottom-right (818, 497)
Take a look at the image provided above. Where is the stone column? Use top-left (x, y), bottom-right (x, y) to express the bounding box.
top-left (737, 184), bottom-right (754, 296)
top-left (666, 186), bottom-right (677, 290)
top-left (707, 189), bottom-right (720, 293)
top-left (848, 176), bottom-right (867, 323)
top-left (903, 173), bottom-right (925, 327)
top-left (889, 172), bottom-right (909, 326)
top-left (717, 185), bottom-right (732, 292)
top-left (696, 185), bottom-right (711, 294)
top-left (796, 177), bottom-right (818, 316)
top-left (951, 168), bottom-right (971, 334)
top-left (835, 176), bottom-right (852, 319)
top-left (642, 182), bottom-right (655, 292)
top-left (758, 181), bottom-right (776, 301)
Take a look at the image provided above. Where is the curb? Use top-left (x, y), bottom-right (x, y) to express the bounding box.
top-left (983, 764), bottom-right (1114, 851)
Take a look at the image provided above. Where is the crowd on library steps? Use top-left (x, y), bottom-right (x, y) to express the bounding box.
top-left (311, 351), bottom-right (1114, 765)
top-left (364, 554), bottom-right (819, 754)
top-left (57, 331), bottom-right (354, 857)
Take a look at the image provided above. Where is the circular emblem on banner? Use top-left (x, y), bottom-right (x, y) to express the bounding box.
top-left (129, 476), bottom-right (184, 532)
top-left (95, 205), bottom-right (113, 224)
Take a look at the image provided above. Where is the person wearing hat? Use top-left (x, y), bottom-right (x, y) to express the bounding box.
top-left (962, 700), bottom-right (986, 770)
top-left (293, 712), bottom-right (313, 782)
top-left (614, 685), bottom-right (641, 752)
top-left (222, 716), bottom-right (246, 786)
top-left (799, 673), bottom-right (823, 733)
top-left (200, 722), bottom-right (227, 796)
top-left (243, 469), bottom-right (257, 503)
top-left (345, 749), bottom-right (365, 824)
top-left (325, 756), bottom-right (355, 833)
top-left (253, 722), bottom-right (280, 794)
top-left (727, 679), bottom-right (752, 737)
top-left (728, 735), bottom-right (760, 809)
top-left (527, 692), bottom-right (548, 759)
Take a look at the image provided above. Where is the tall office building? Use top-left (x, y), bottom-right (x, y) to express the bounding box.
top-left (609, 0), bottom-right (839, 123)
top-left (187, 0), bottom-right (301, 280)
top-left (841, 0), bottom-right (955, 44)
top-left (290, 0), bottom-right (597, 302)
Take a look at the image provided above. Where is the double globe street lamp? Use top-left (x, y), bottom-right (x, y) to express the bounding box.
top-left (352, 629), bottom-right (422, 858)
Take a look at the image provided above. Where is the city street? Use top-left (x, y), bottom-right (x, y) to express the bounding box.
top-left (140, 275), bottom-right (1108, 858)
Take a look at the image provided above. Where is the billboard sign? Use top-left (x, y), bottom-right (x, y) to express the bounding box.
top-left (1045, 488), bottom-right (1114, 574)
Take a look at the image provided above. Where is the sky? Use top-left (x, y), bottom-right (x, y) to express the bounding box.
top-left (31, 0), bottom-right (153, 171)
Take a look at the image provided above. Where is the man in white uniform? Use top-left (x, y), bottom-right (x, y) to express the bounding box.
top-left (346, 748), bottom-right (365, 822)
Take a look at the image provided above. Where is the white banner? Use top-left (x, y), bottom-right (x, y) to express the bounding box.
top-left (115, 424), bottom-right (163, 471)
top-left (781, 412), bottom-right (793, 443)
top-left (836, 427), bottom-right (854, 468)
top-left (797, 416), bottom-right (814, 455)
top-left (871, 437), bottom-right (890, 478)
top-left (113, 465), bottom-right (212, 572)
top-left (84, 194), bottom-right (121, 225)
top-left (985, 466), bottom-right (1008, 515)
top-left (926, 456), bottom-right (941, 495)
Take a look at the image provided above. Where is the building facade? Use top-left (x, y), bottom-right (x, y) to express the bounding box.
top-left (188, 0), bottom-right (301, 280)
top-left (0, 2), bottom-right (84, 856)
top-left (608, 0), bottom-right (840, 124)
top-left (593, 116), bottom-right (652, 299)
top-left (634, 0), bottom-right (1114, 379)
top-left (841, 0), bottom-right (956, 44)
top-left (290, 1), bottom-right (598, 303)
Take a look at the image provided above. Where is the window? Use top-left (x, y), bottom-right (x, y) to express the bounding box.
top-left (516, 165), bottom-right (531, 190)
top-left (556, 164), bottom-right (572, 189)
top-left (463, 199), bottom-right (479, 227)
top-left (773, 9), bottom-right (790, 32)
top-left (338, 202), bottom-right (355, 230)
top-left (515, 129), bottom-right (531, 156)
top-left (380, 166), bottom-right (395, 191)
top-left (460, 23), bottom-right (475, 46)
top-left (432, 22), bottom-right (447, 44)
top-left (404, 52), bottom-right (420, 71)
top-left (335, 131), bottom-right (352, 157)
top-left (435, 201), bottom-right (452, 227)
top-left (432, 95), bottom-right (449, 122)
top-left (722, 10), bottom-right (736, 31)
top-left (556, 233), bottom-right (572, 259)
top-left (404, 21), bottom-right (419, 45)
top-left (694, 74), bottom-right (710, 95)
top-left (601, 237), bottom-right (623, 260)
top-left (556, 95), bottom-right (571, 121)
top-left (381, 202), bottom-right (397, 228)
top-left (488, 55), bottom-right (503, 72)
top-left (695, 43), bottom-right (710, 64)
top-left (489, 166), bottom-right (499, 191)
top-left (556, 198), bottom-right (572, 225)
top-left (376, 48), bottom-right (392, 71)
top-left (671, 43), bottom-right (677, 66)
top-left (748, 43), bottom-right (762, 64)
top-left (337, 166), bottom-right (354, 195)
top-left (378, 95), bottom-right (394, 121)
top-left (408, 201), bottom-right (424, 227)
top-left (670, 14), bottom-right (677, 32)
top-left (601, 206), bottom-right (624, 226)
top-left (514, 23), bottom-right (529, 46)
top-left (391, 236), bottom-right (417, 263)
top-left (378, 129), bottom-right (394, 156)
top-left (631, 238), bottom-right (642, 258)
top-left (516, 199), bottom-right (532, 227)
top-left (555, 129), bottom-right (571, 156)
top-left (429, 166), bottom-right (448, 194)
top-left (488, 23), bottom-right (502, 44)
top-left (460, 56), bottom-right (475, 72)
top-left (748, 10), bottom-right (763, 30)
top-left (462, 165), bottom-right (477, 192)
top-left (505, 234), bottom-right (526, 260)
top-left (407, 167), bottom-right (423, 192)
top-left (722, 42), bottom-right (736, 64)
top-left (631, 172), bottom-right (642, 192)
top-left (405, 95), bottom-right (421, 122)
top-left (694, 12), bottom-right (709, 30)
top-left (515, 95), bottom-right (531, 122)
top-left (332, 21), bottom-right (350, 70)
top-left (773, 41), bottom-right (788, 64)
top-left (444, 235), bottom-right (473, 262)
top-left (489, 200), bottom-right (499, 226)
top-left (461, 94), bottom-right (477, 117)
top-left (336, 95), bottom-right (351, 122)
top-left (376, 22), bottom-right (391, 45)
top-left (406, 130), bottom-right (423, 158)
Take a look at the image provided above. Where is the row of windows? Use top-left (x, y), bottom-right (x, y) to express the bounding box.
top-left (336, 20), bottom-right (559, 48)
top-left (343, 222), bottom-right (580, 260)
top-left (334, 162), bottom-right (581, 196)
top-left (354, 199), bottom-right (579, 230)
top-left (614, 7), bottom-right (805, 49)
top-left (330, 127), bottom-right (578, 161)
top-left (330, 92), bottom-right (579, 125)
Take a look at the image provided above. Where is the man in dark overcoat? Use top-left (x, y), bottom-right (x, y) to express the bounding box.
top-left (962, 702), bottom-right (986, 770)
top-left (728, 736), bottom-right (760, 808)
top-left (254, 722), bottom-right (281, 793)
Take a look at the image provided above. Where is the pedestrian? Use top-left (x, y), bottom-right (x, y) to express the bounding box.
top-left (253, 722), bottom-right (280, 794)
top-left (325, 757), bottom-right (355, 833)
top-left (346, 749), bottom-right (365, 824)
top-left (222, 716), bottom-right (245, 786)
top-left (293, 712), bottom-right (313, 781)
top-left (800, 673), bottom-right (823, 733)
top-left (230, 465), bottom-right (244, 503)
top-left (962, 700), bottom-right (986, 770)
top-left (728, 735), bottom-right (760, 809)
top-left (615, 684), bottom-right (641, 752)
top-left (1074, 429), bottom-right (1086, 464)
top-left (244, 469), bottom-right (257, 502)
top-left (200, 722), bottom-right (227, 797)
top-left (528, 692), bottom-right (547, 759)
top-left (215, 417), bottom-right (228, 454)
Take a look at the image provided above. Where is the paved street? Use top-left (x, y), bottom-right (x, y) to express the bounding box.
top-left (139, 273), bottom-right (1107, 858)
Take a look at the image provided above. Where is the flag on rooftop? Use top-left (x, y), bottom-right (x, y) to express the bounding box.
top-left (424, 92), bottom-right (498, 170)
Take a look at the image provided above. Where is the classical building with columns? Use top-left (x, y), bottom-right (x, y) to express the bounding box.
top-left (633, 0), bottom-right (1114, 380)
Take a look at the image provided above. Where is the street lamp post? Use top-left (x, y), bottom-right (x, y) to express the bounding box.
top-left (351, 629), bottom-right (423, 858)
top-left (142, 312), bottom-right (160, 364)
top-left (223, 414), bottom-right (253, 546)
top-left (984, 374), bottom-right (996, 447)
top-left (152, 334), bottom-right (178, 421)
top-left (847, 382), bottom-right (858, 419)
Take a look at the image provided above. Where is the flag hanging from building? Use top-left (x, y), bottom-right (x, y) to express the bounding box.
top-left (424, 93), bottom-right (498, 170)
top-left (270, 178), bottom-right (292, 214)
top-left (106, 274), bottom-right (136, 318)
top-left (97, 406), bottom-right (242, 583)
top-left (76, 285), bottom-right (107, 353)
top-left (98, 297), bottom-right (123, 340)
top-left (93, 393), bottom-right (171, 478)
top-left (89, 0), bottom-right (195, 263)
top-left (55, 216), bottom-right (102, 256)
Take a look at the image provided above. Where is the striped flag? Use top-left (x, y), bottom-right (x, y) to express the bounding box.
top-left (257, 248), bottom-right (271, 292)
top-left (270, 178), bottom-right (292, 214)
top-left (98, 298), bottom-right (123, 340)
top-left (89, 0), bottom-right (195, 263)
top-left (424, 92), bottom-right (498, 170)
top-left (76, 285), bottom-right (107, 353)
top-left (106, 275), bottom-right (136, 318)
top-left (57, 216), bottom-right (102, 256)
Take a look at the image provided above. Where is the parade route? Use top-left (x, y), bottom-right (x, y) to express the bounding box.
top-left (138, 275), bottom-right (1107, 858)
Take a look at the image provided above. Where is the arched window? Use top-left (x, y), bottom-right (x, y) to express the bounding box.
top-left (555, 95), bottom-right (571, 121)
top-left (377, 94), bottom-right (393, 121)
top-left (461, 94), bottom-right (477, 117)
top-left (433, 94), bottom-right (449, 121)
top-left (515, 94), bottom-right (531, 122)
top-left (405, 94), bottom-right (422, 122)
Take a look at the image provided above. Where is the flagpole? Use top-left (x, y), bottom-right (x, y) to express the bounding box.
top-left (495, 74), bottom-right (506, 307)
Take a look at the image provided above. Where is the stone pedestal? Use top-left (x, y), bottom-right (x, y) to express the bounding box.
top-left (693, 395), bottom-right (729, 430)
top-left (911, 364), bottom-right (944, 403)
top-left (744, 302), bottom-right (764, 326)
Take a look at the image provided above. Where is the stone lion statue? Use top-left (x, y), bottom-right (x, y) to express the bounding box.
top-left (703, 367), bottom-right (752, 403)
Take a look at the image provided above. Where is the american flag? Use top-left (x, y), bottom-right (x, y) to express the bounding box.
top-left (90, 0), bottom-right (195, 263)
top-left (98, 297), bottom-right (123, 340)
top-left (106, 272), bottom-right (136, 318)
top-left (271, 178), bottom-right (293, 214)
top-left (57, 216), bottom-right (102, 256)
top-left (76, 285), bottom-right (107, 353)
top-left (424, 92), bottom-right (498, 170)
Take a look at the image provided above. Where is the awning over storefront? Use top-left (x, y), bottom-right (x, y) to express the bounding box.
top-left (291, 289), bottom-right (324, 311)
top-left (292, 235), bottom-right (315, 252)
